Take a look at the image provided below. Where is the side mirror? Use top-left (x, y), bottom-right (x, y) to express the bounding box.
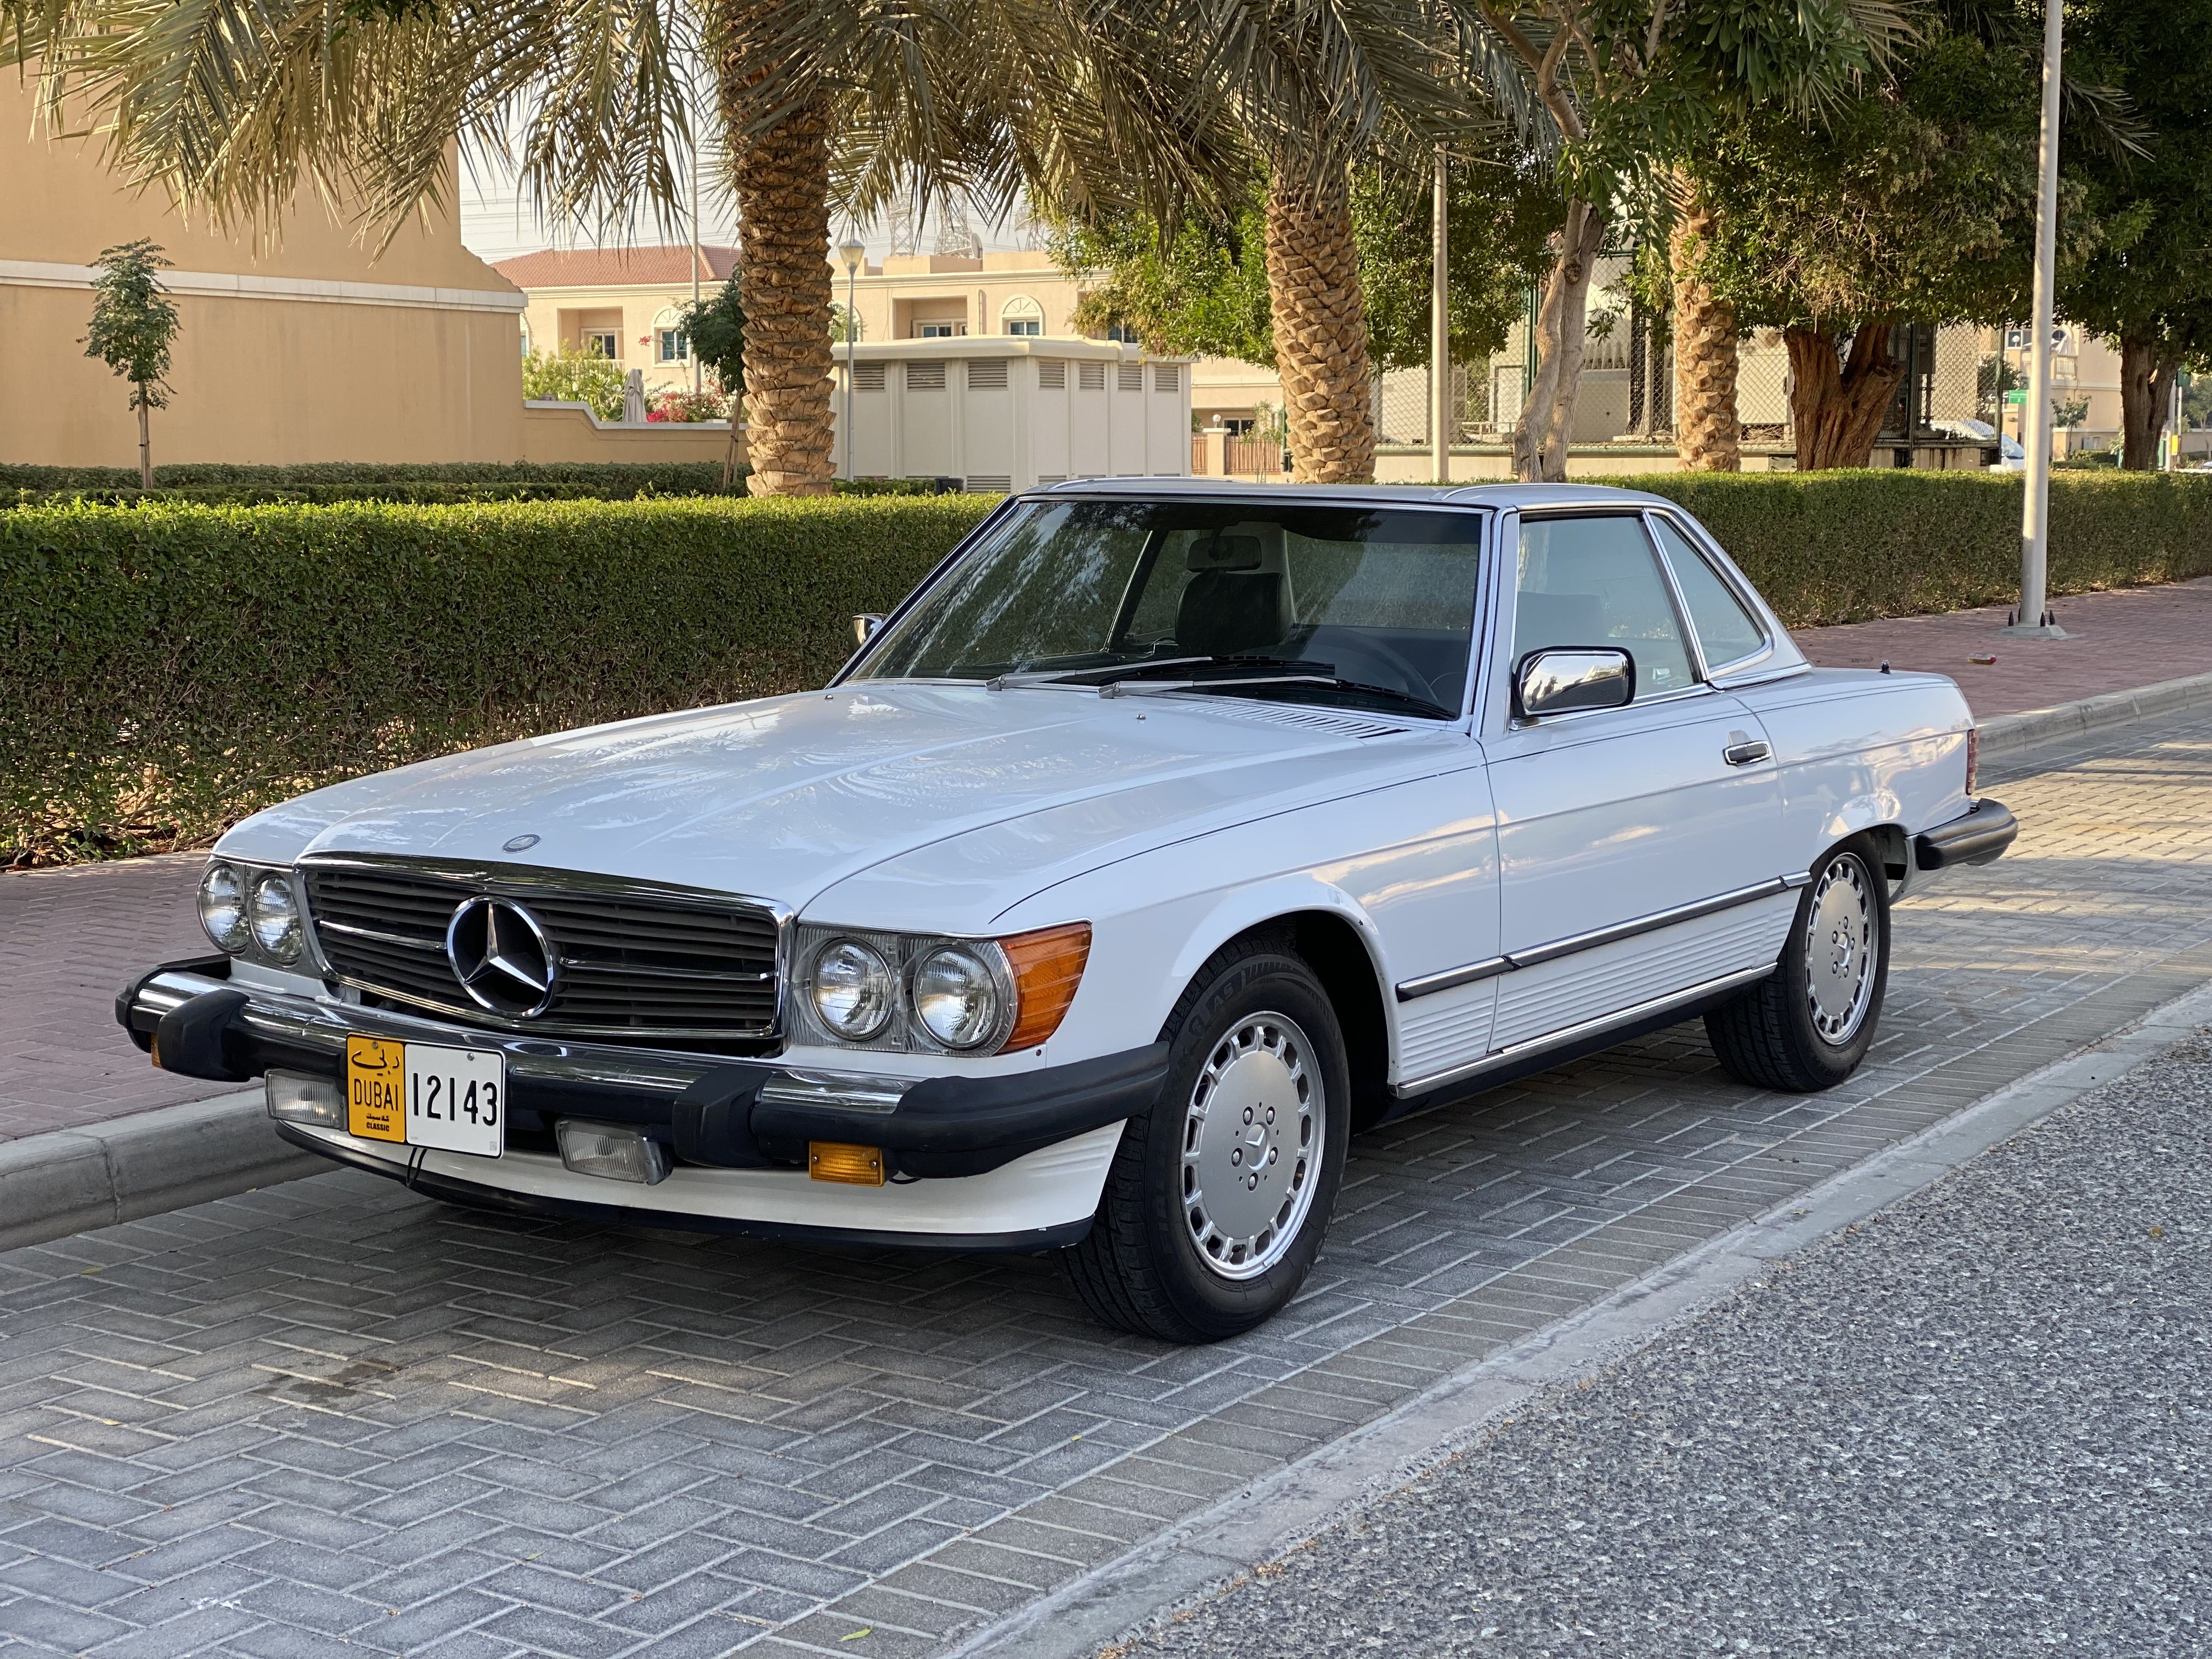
top-left (1515, 647), bottom-right (1634, 719)
top-left (852, 613), bottom-right (886, 646)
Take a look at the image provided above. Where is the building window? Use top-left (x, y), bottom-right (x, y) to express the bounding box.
top-left (658, 329), bottom-right (688, 363)
top-left (584, 330), bottom-right (619, 360)
top-left (1001, 295), bottom-right (1045, 336)
top-left (1005, 318), bottom-right (1041, 337)
top-left (1106, 324), bottom-right (1142, 343)
top-left (917, 321), bottom-right (965, 338)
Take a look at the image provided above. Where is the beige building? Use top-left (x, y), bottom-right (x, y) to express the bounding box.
top-left (1, 77), bottom-right (730, 470)
top-left (493, 245), bottom-right (739, 399)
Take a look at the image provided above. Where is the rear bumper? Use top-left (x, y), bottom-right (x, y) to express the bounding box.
top-left (116, 959), bottom-right (1164, 1238)
top-left (1914, 797), bottom-right (2019, 871)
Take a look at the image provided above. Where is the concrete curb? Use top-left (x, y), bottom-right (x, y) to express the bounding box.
top-left (1977, 667), bottom-right (2212, 758)
top-left (0, 1088), bottom-right (325, 1252)
top-left (950, 974), bottom-right (2212, 1659)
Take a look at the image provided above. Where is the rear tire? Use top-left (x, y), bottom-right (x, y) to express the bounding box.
top-left (1066, 938), bottom-right (1349, 1342)
top-left (1706, 838), bottom-right (1890, 1093)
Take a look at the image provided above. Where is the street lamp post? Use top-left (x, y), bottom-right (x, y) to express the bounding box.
top-left (2004, 0), bottom-right (2069, 639)
top-left (1431, 146), bottom-right (1449, 485)
top-left (838, 232), bottom-right (866, 481)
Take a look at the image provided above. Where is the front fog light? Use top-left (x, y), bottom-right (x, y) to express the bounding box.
top-left (248, 871), bottom-right (303, 963)
top-left (810, 939), bottom-right (895, 1040)
top-left (556, 1119), bottom-right (671, 1185)
top-left (266, 1070), bottom-right (343, 1128)
top-left (911, 945), bottom-right (1007, 1049)
top-left (198, 862), bottom-right (250, 953)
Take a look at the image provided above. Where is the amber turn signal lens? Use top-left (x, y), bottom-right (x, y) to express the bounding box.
top-left (1001, 922), bottom-right (1092, 1051)
top-left (809, 1142), bottom-right (885, 1186)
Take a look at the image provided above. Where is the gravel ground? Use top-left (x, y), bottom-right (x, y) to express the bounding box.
top-left (1116, 1038), bottom-right (2212, 1659)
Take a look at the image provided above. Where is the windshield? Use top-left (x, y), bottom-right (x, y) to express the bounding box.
top-left (849, 498), bottom-right (1487, 716)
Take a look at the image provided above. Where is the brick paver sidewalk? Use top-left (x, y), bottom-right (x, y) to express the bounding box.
top-left (5, 575), bottom-right (2210, 1146)
top-left (1796, 573), bottom-right (2212, 718)
top-left (1, 702), bottom-right (2210, 1658)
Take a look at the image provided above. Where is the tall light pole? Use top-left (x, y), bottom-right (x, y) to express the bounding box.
top-left (2005, 0), bottom-right (2068, 638)
top-left (1431, 146), bottom-right (1450, 484)
top-left (838, 232), bottom-right (866, 480)
top-left (690, 142), bottom-right (703, 397)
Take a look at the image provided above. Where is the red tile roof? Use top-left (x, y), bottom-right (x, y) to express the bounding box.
top-left (492, 245), bottom-right (739, 289)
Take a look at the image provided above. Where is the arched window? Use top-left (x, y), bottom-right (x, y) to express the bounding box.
top-left (1000, 295), bottom-right (1045, 337)
top-left (652, 307), bottom-right (690, 364)
top-left (518, 316), bottom-right (533, 359)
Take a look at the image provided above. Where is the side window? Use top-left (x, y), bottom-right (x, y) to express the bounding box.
top-left (1514, 516), bottom-right (1695, 701)
top-left (1650, 516), bottom-right (1767, 670)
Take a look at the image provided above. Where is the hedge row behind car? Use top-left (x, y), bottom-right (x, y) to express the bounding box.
top-left (8, 470), bottom-right (2212, 862)
top-left (2, 495), bottom-right (994, 862)
top-left (0, 460), bottom-right (737, 498)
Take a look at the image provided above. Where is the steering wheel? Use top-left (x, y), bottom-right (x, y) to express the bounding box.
top-left (1301, 633), bottom-right (1441, 704)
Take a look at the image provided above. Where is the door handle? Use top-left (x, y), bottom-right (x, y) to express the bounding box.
top-left (1723, 739), bottom-right (1772, 766)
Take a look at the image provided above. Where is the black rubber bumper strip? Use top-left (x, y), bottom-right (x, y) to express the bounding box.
top-left (1914, 797), bottom-right (2020, 871)
top-left (272, 1122), bottom-right (1094, 1253)
top-left (749, 1042), bottom-right (1171, 1178)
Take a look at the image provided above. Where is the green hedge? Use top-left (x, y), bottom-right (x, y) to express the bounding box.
top-left (1628, 470), bottom-right (2212, 627)
top-left (1, 495), bottom-right (994, 862)
top-left (8, 471), bottom-right (2212, 862)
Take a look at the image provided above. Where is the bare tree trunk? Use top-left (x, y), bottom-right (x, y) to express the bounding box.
top-left (1263, 165), bottom-right (1375, 483)
top-left (1670, 176), bottom-right (1740, 472)
top-left (136, 391), bottom-right (152, 489)
top-left (2119, 334), bottom-right (2181, 471)
top-left (1786, 323), bottom-right (1904, 470)
top-left (1513, 198), bottom-right (1605, 483)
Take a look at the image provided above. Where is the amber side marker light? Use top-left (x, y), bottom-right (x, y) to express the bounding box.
top-left (1002, 922), bottom-right (1092, 1051)
top-left (809, 1142), bottom-right (885, 1186)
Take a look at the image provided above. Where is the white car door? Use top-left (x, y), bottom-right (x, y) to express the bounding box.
top-left (1470, 510), bottom-right (1798, 1064)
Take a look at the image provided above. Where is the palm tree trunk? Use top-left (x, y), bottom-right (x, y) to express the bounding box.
top-left (716, 10), bottom-right (834, 498)
top-left (1670, 177), bottom-right (1739, 472)
top-left (1786, 323), bottom-right (1904, 470)
top-left (1513, 198), bottom-right (1605, 483)
top-left (1263, 165), bottom-right (1375, 483)
top-left (2119, 334), bottom-right (2180, 471)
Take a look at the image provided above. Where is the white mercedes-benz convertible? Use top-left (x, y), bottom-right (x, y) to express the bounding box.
top-left (122, 482), bottom-right (2016, 1341)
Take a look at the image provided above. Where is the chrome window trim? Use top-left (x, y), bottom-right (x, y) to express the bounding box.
top-left (295, 851), bottom-right (792, 1042)
top-left (1643, 507), bottom-right (1782, 679)
top-left (1395, 873), bottom-right (1808, 1002)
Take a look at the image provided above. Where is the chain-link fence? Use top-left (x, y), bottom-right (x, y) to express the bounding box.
top-left (1376, 316), bottom-right (1993, 456)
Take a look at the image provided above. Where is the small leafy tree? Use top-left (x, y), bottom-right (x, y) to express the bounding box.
top-left (521, 347), bottom-right (627, 421)
top-left (678, 280), bottom-right (745, 487)
top-left (82, 240), bottom-right (180, 488)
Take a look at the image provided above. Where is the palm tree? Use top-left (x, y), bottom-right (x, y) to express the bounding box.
top-left (1669, 172), bottom-right (1739, 471)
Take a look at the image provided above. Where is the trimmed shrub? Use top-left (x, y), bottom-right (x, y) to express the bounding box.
top-left (8, 470), bottom-right (2211, 862)
top-left (1628, 469), bottom-right (2212, 626)
top-left (1, 495), bottom-right (994, 862)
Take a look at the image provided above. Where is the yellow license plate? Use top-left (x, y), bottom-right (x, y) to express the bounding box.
top-left (346, 1035), bottom-right (504, 1158)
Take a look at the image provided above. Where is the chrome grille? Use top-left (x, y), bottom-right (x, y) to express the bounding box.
top-left (300, 857), bottom-right (781, 1042)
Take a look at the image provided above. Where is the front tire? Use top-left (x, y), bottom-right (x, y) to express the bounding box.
top-left (1706, 838), bottom-right (1891, 1093)
top-left (1066, 939), bottom-right (1350, 1342)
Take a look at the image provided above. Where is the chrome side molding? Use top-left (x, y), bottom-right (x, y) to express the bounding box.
top-left (1395, 874), bottom-right (1804, 1002)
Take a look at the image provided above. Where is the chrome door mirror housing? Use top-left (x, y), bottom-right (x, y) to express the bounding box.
top-left (853, 613), bottom-right (887, 646)
top-left (1515, 647), bottom-right (1635, 719)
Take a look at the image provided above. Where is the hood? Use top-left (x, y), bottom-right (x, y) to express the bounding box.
top-left (218, 684), bottom-right (1452, 917)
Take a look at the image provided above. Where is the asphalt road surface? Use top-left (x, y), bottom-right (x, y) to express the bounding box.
top-left (1118, 1037), bottom-right (2212, 1659)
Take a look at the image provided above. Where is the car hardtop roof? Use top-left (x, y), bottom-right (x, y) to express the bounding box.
top-left (1028, 478), bottom-right (1678, 513)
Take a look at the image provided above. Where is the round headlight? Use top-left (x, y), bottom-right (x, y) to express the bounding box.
top-left (248, 871), bottom-right (303, 963)
top-left (811, 939), bottom-right (895, 1040)
top-left (912, 945), bottom-right (1006, 1051)
top-left (197, 862), bottom-right (250, 953)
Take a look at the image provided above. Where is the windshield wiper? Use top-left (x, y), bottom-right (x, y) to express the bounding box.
top-left (1105, 673), bottom-right (1454, 721)
top-left (986, 654), bottom-right (1331, 691)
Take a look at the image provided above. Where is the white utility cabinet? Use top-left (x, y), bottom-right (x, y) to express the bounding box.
top-left (831, 337), bottom-right (1193, 492)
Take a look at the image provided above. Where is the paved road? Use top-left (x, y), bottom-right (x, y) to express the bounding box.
top-left (1118, 1033), bottom-right (2212, 1659)
top-left (2, 707), bottom-right (2211, 1658)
